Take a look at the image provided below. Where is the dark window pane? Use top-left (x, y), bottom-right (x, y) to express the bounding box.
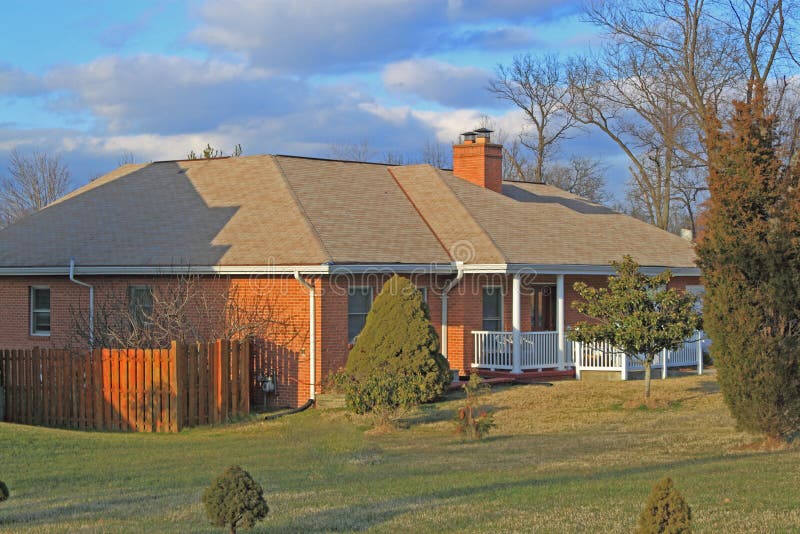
top-left (482, 287), bottom-right (502, 330)
top-left (33, 288), bottom-right (50, 310)
top-left (33, 312), bottom-right (50, 333)
top-left (348, 287), bottom-right (372, 314)
top-left (348, 315), bottom-right (366, 342)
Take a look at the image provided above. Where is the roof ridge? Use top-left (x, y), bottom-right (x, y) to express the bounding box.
top-left (269, 155), bottom-right (334, 263)
top-left (435, 169), bottom-right (509, 263)
top-left (386, 166), bottom-right (454, 262)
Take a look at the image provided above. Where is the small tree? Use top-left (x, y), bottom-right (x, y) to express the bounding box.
top-left (0, 480), bottom-right (8, 503)
top-left (636, 477), bottom-right (692, 534)
top-left (336, 275), bottom-right (450, 424)
top-left (454, 374), bottom-right (495, 439)
top-left (202, 465), bottom-right (268, 534)
top-left (568, 256), bottom-right (701, 399)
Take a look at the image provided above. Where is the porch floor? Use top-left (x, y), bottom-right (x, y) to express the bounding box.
top-left (449, 368), bottom-right (575, 390)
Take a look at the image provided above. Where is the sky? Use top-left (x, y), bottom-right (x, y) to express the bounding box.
top-left (0, 0), bottom-right (626, 193)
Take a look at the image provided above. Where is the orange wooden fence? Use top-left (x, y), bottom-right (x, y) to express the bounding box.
top-left (0, 340), bottom-right (250, 432)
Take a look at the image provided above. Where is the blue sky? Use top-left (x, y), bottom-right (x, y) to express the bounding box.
top-left (0, 1), bottom-right (626, 193)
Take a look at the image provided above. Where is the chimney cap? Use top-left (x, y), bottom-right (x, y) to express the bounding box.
top-left (473, 127), bottom-right (493, 142)
top-left (460, 130), bottom-right (477, 143)
top-left (474, 127), bottom-right (493, 134)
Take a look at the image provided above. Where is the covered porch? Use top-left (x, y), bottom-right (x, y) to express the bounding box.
top-left (470, 273), bottom-right (570, 373)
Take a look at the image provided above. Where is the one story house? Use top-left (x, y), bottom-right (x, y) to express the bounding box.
top-left (0, 130), bottom-right (701, 407)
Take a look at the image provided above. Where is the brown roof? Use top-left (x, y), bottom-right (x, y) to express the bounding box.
top-left (0, 154), bottom-right (697, 269)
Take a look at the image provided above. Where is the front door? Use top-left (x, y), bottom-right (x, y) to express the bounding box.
top-left (531, 285), bottom-right (556, 331)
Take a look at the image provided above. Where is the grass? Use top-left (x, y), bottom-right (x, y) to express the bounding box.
top-left (1, 372), bottom-right (799, 533)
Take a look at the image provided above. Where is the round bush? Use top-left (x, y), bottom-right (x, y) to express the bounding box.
top-left (202, 465), bottom-right (268, 534)
top-left (637, 477), bottom-right (692, 534)
top-left (0, 481), bottom-right (8, 503)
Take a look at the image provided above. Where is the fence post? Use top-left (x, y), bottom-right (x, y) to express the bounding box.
top-left (697, 331), bottom-right (704, 375)
top-left (620, 350), bottom-right (627, 381)
top-left (661, 348), bottom-right (668, 379)
top-left (574, 341), bottom-right (582, 380)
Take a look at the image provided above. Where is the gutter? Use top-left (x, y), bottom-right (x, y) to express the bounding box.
top-left (441, 261), bottom-right (464, 359)
top-left (0, 263), bottom-right (702, 277)
top-left (69, 258), bottom-right (94, 348)
top-left (293, 271), bottom-right (316, 402)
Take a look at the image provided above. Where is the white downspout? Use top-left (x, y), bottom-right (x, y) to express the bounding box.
top-left (69, 258), bottom-right (94, 348)
top-left (293, 271), bottom-right (316, 402)
top-left (441, 261), bottom-right (464, 359)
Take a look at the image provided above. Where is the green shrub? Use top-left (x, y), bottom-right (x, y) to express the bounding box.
top-left (202, 465), bottom-right (268, 534)
top-left (454, 374), bottom-right (495, 439)
top-left (337, 275), bottom-right (450, 423)
top-left (636, 477), bottom-right (692, 534)
top-left (0, 481), bottom-right (8, 503)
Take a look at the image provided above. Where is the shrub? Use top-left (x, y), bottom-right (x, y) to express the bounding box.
top-left (636, 477), bottom-right (692, 534)
top-left (454, 373), bottom-right (495, 439)
top-left (202, 465), bottom-right (268, 534)
top-left (697, 85), bottom-right (800, 440)
top-left (0, 481), bottom-right (8, 503)
top-left (338, 275), bottom-right (450, 422)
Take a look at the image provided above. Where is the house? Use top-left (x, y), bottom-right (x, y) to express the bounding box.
top-left (0, 130), bottom-right (701, 407)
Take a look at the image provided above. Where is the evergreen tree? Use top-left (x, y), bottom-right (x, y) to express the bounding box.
top-left (337, 275), bottom-right (450, 422)
top-left (696, 84), bottom-right (800, 441)
top-left (636, 477), bottom-right (692, 534)
top-left (568, 256), bottom-right (701, 399)
top-left (202, 465), bottom-right (268, 534)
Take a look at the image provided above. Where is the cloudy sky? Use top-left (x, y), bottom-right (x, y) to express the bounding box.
top-left (0, 0), bottom-right (622, 192)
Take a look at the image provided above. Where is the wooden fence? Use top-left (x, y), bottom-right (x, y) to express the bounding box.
top-left (0, 340), bottom-right (250, 432)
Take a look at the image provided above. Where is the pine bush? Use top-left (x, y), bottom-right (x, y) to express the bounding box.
top-left (202, 465), bottom-right (268, 534)
top-left (337, 275), bottom-right (450, 422)
top-left (0, 481), bottom-right (8, 503)
top-left (454, 373), bottom-right (495, 439)
top-left (636, 477), bottom-right (692, 534)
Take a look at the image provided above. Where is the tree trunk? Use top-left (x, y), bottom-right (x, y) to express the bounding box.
top-left (644, 360), bottom-right (652, 399)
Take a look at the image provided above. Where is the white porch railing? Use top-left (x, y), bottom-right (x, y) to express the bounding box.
top-left (571, 331), bottom-right (705, 380)
top-left (471, 330), bottom-right (705, 379)
top-left (472, 331), bottom-right (514, 370)
top-left (473, 331), bottom-right (561, 371)
top-left (520, 331), bottom-right (560, 369)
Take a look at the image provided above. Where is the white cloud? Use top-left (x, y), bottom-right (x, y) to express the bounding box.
top-left (191, 0), bottom-right (579, 74)
top-left (383, 58), bottom-right (493, 108)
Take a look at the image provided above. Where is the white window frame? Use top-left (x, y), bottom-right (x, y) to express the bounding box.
top-left (30, 286), bottom-right (51, 336)
top-left (482, 285), bottom-right (504, 332)
top-left (347, 286), bottom-right (374, 342)
top-left (128, 285), bottom-right (154, 329)
top-left (417, 286), bottom-right (428, 303)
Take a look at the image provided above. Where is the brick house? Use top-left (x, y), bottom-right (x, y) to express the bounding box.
top-left (0, 130), bottom-right (700, 407)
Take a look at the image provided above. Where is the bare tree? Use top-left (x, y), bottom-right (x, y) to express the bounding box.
top-left (187, 143), bottom-right (243, 160)
top-left (0, 150), bottom-right (71, 227)
top-left (69, 274), bottom-right (300, 350)
top-left (545, 156), bottom-right (613, 205)
top-left (421, 140), bottom-right (450, 168)
top-left (489, 53), bottom-right (576, 182)
top-left (328, 139), bottom-right (373, 162)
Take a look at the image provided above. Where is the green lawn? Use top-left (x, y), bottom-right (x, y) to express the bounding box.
top-left (1, 372), bottom-right (798, 533)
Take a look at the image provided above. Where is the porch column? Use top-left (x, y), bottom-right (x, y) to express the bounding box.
top-left (511, 273), bottom-right (522, 374)
top-left (557, 274), bottom-right (565, 370)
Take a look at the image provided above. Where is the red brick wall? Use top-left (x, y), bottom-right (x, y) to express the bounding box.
top-left (0, 272), bottom-right (702, 406)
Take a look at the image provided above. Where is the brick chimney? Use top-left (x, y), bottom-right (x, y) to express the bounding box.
top-left (452, 128), bottom-right (503, 193)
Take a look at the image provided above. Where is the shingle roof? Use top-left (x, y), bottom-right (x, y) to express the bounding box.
top-left (0, 154), bottom-right (697, 269)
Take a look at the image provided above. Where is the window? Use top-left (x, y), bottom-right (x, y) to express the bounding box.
top-left (531, 285), bottom-right (556, 331)
top-left (128, 285), bottom-right (154, 328)
top-left (30, 287), bottom-right (51, 336)
top-left (686, 285), bottom-right (705, 314)
top-left (482, 286), bottom-right (503, 331)
top-left (418, 286), bottom-right (428, 303)
top-left (348, 287), bottom-right (373, 342)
